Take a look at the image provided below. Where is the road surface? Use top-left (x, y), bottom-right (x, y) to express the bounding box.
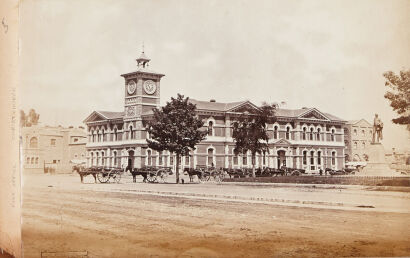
top-left (22, 174), bottom-right (410, 257)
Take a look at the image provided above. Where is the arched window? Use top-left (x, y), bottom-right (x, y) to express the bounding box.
top-left (113, 128), bottom-right (118, 141)
top-left (310, 128), bottom-right (314, 141)
top-left (101, 152), bottom-right (105, 166)
top-left (90, 130), bottom-right (94, 142)
top-left (274, 126), bottom-right (278, 139)
top-left (208, 121), bottom-right (213, 136)
top-left (159, 151), bottom-right (163, 166)
top-left (310, 151), bottom-right (315, 165)
top-left (242, 151), bottom-right (248, 166)
top-left (331, 129), bottom-right (335, 141)
top-left (26, 157), bottom-right (30, 164)
top-left (29, 137), bottom-right (38, 148)
top-left (302, 128), bottom-right (307, 140)
top-left (353, 129), bottom-right (357, 136)
top-left (31, 157), bottom-right (34, 164)
top-left (286, 127), bottom-right (290, 140)
top-left (362, 142), bottom-right (366, 149)
top-left (233, 150), bottom-right (239, 165)
top-left (331, 151), bottom-right (336, 165)
top-left (95, 152), bottom-right (99, 166)
top-left (102, 129), bottom-right (105, 142)
top-left (317, 128), bottom-right (321, 141)
top-left (147, 150), bottom-right (152, 166)
top-left (207, 148), bottom-right (214, 167)
top-left (185, 155), bottom-right (190, 166)
top-left (303, 151), bottom-right (307, 165)
top-left (35, 157), bottom-right (39, 164)
top-left (170, 155), bottom-right (174, 166)
top-left (354, 142), bottom-right (358, 149)
top-left (362, 130), bottom-right (365, 136)
top-left (90, 152), bottom-right (94, 166)
top-left (317, 151), bottom-right (321, 165)
top-left (129, 126), bottom-right (134, 140)
top-left (113, 151), bottom-right (117, 167)
top-left (344, 140), bottom-right (349, 147)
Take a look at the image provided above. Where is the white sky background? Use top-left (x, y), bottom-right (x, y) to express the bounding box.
top-left (20, 0), bottom-right (410, 150)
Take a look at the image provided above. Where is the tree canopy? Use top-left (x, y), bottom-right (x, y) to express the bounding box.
top-left (232, 103), bottom-right (277, 177)
top-left (383, 69), bottom-right (410, 131)
top-left (147, 94), bottom-right (207, 183)
top-left (20, 109), bottom-right (40, 127)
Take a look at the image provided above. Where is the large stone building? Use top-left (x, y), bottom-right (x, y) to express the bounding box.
top-left (84, 52), bottom-right (347, 173)
top-left (22, 125), bottom-right (87, 173)
top-left (343, 119), bottom-right (373, 162)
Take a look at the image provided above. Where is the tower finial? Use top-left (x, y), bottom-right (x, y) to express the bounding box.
top-left (142, 41), bottom-right (145, 53)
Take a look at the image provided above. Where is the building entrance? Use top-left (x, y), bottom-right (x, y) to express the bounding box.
top-left (277, 150), bottom-right (286, 168)
top-left (128, 150), bottom-right (134, 170)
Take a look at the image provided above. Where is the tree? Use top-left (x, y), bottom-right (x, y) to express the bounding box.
top-left (20, 109), bottom-right (40, 127)
top-left (232, 103), bottom-right (277, 177)
top-left (383, 69), bottom-right (410, 131)
top-left (147, 94), bottom-right (207, 183)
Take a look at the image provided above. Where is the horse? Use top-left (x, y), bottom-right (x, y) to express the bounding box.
top-left (184, 167), bottom-right (204, 182)
top-left (126, 167), bottom-right (148, 183)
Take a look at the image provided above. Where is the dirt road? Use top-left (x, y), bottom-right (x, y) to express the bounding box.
top-left (22, 174), bottom-right (410, 257)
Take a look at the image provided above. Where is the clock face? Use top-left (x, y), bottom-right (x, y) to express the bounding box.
top-left (143, 80), bottom-right (156, 95)
top-left (127, 80), bottom-right (136, 95)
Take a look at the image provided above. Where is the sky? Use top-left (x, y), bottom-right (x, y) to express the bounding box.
top-left (20, 0), bottom-right (410, 150)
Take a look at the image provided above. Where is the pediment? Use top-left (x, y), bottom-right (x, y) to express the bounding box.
top-left (274, 138), bottom-right (291, 145)
top-left (354, 119), bottom-right (372, 127)
top-left (83, 111), bottom-right (107, 123)
top-left (228, 101), bottom-right (260, 114)
top-left (299, 108), bottom-right (330, 121)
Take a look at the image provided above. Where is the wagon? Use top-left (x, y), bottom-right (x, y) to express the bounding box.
top-left (73, 166), bottom-right (124, 183)
top-left (184, 165), bottom-right (225, 183)
top-left (129, 166), bottom-right (172, 183)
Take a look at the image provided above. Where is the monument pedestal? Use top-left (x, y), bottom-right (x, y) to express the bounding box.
top-left (360, 143), bottom-right (399, 176)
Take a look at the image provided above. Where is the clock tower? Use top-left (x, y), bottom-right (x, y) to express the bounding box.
top-left (120, 50), bottom-right (165, 141)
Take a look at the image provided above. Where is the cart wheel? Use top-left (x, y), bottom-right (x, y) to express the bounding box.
top-left (147, 173), bottom-right (155, 183)
top-left (113, 172), bottom-right (121, 183)
top-left (97, 172), bottom-right (110, 183)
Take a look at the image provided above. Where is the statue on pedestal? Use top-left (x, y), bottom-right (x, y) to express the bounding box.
top-left (372, 114), bottom-right (383, 143)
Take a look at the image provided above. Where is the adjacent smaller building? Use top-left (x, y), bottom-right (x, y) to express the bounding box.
top-left (344, 119), bottom-right (373, 162)
top-left (22, 125), bottom-right (87, 173)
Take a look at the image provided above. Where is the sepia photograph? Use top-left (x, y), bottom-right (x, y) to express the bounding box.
top-left (1, 0), bottom-right (410, 257)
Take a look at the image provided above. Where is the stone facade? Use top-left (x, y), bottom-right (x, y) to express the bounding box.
top-left (84, 53), bottom-right (347, 173)
top-left (22, 125), bottom-right (87, 173)
top-left (344, 119), bottom-right (373, 162)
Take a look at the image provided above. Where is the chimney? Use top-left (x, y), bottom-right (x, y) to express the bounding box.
top-left (210, 99), bottom-right (216, 102)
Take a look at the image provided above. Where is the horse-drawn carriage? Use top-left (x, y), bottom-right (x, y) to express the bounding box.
top-left (128, 166), bottom-right (172, 183)
top-left (73, 165), bottom-right (124, 183)
top-left (184, 165), bottom-right (225, 183)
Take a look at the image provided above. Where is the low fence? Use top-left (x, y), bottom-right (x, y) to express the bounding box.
top-left (223, 175), bottom-right (410, 187)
